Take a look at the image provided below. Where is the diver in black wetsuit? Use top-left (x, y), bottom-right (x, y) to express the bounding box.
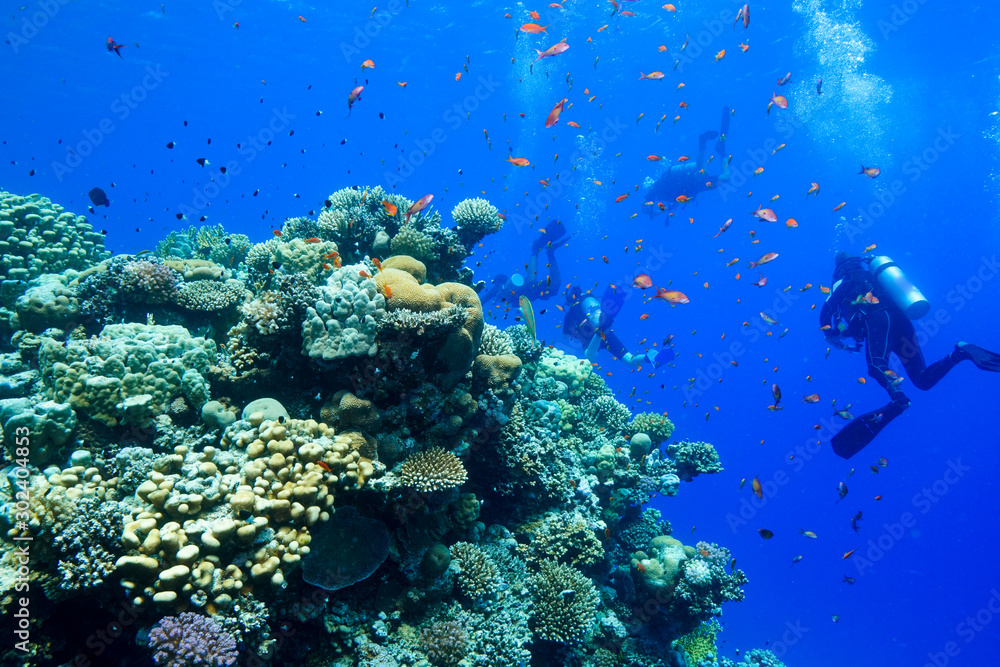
top-left (821, 252), bottom-right (1000, 458)
top-left (645, 106), bottom-right (733, 216)
top-left (563, 285), bottom-right (675, 370)
top-left (479, 220), bottom-right (568, 307)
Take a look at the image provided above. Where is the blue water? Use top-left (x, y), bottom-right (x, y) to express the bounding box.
top-left (3, 1), bottom-right (999, 665)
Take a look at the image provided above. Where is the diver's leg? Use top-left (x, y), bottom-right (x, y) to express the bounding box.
top-left (890, 311), bottom-right (961, 390)
top-left (602, 331), bottom-right (629, 361)
top-left (864, 308), bottom-right (909, 401)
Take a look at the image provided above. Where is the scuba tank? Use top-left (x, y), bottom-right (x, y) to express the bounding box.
top-left (869, 255), bottom-right (930, 319)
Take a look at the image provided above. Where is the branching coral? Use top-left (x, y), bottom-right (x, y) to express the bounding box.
top-left (399, 447), bottom-right (468, 493)
top-left (667, 440), bottom-right (723, 481)
top-left (419, 620), bottom-right (469, 667)
top-left (527, 559), bottom-right (599, 644)
top-left (148, 612), bottom-right (238, 667)
top-left (449, 542), bottom-right (501, 599)
top-left (451, 197), bottom-right (503, 248)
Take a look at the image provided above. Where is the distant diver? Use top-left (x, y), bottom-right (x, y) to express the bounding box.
top-left (563, 284), bottom-right (675, 370)
top-left (821, 252), bottom-right (1000, 458)
top-left (645, 106), bottom-right (733, 216)
top-left (479, 220), bottom-right (567, 306)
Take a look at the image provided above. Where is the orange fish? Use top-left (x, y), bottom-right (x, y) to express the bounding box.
top-left (806, 182), bottom-right (820, 197)
top-left (529, 10), bottom-right (540, 19)
top-left (767, 92), bottom-right (788, 115)
top-left (361, 59), bottom-right (375, 70)
top-left (752, 476), bottom-right (763, 498)
top-left (639, 313), bottom-right (649, 320)
top-left (545, 98), bottom-right (567, 128)
top-left (785, 218), bottom-right (798, 228)
top-left (397, 81), bottom-right (408, 88)
top-left (359, 270), bottom-right (372, 279)
top-left (663, 4), bottom-right (677, 11)
top-left (647, 155), bottom-right (662, 161)
top-left (739, 42), bottom-right (749, 52)
top-left (658, 45), bottom-right (668, 52)
top-left (748, 252), bottom-right (779, 269)
top-left (676, 195), bottom-right (690, 203)
top-left (715, 49), bottom-right (725, 61)
top-left (507, 156), bottom-right (530, 167)
top-left (272, 229), bottom-right (282, 237)
top-left (567, 121), bottom-right (581, 128)
top-left (859, 165), bottom-right (881, 178)
top-left (372, 257), bottom-right (383, 272)
top-left (534, 41), bottom-right (569, 61)
top-left (615, 193), bottom-right (630, 203)
top-left (520, 22), bottom-right (549, 33)
top-left (677, 155), bottom-right (689, 162)
top-left (298, 15), bottom-right (307, 22)
top-left (639, 71), bottom-right (665, 80)
top-left (381, 200), bottom-right (398, 216)
top-left (632, 274), bottom-right (653, 289)
top-left (383, 284), bottom-right (392, 299)
top-left (843, 549), bottom-right (857, 559)
top-left (304, 237), bottom-right (321, 243)
top-left (317, 460), bottom-right (331, 472)
top-left (803, 394), bottom-right (820, 403)
top-left (653, 288), bottom-right (689, 304)
top-left (405, 194), bottom-right (434, 222)
top-left (832, 201), bottom-right (846, 211)
top-left (455, 72), bottom-right (462, 81)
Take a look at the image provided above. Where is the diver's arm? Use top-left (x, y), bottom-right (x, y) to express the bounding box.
top-left (585, 334), bottom-right (601, 361)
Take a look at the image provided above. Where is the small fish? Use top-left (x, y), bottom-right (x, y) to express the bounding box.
top-left (817, 78), bottom-right (824, 95)
top-left (615, 193), bottom-right (630, 203)
top-left (298, 15), bottom-right (307, 22)
top-left (791, 555), bottom-right (803, 565)
top-left (545, 98), bottom-right (567, 128)
top-left (842, 549), bottom-right (857, 559)
top-left (713, 218), bottom-right (733, 237)
top-left (806, 182), bottom-right (820, 197)
top-left (832, 201), bottom-right (846, 212)
top-left (381, 200), bottom-right (398, 216)
top-left (751, 205), bottom-right (777, 222)
top-left (758, 528), bottom-right (774, 540)
top-left (88, 187), bottom-right (110, 207)
top-left (752, 476), bottom-right (763, 499)
top-left (675, 195), bottom-right (691, 204)
top-left (647, 155), bottom-right (662, 161)
top-left (520, 22), bottom-right (549, 33)
top-left (754, 167), bottom-right (764, 176)
top-left (772, 383), bottom-right (782, 404)
top-left (859, 164), bottom-right (881, 178)
top-left (837, 482), bottom-right (849, 501)
top-left (803, 394), bottom-right (820, 403)
top-left (740, 478), bottom-right (747, 490)
top-left (878, 457), bottom-right (888, 467)
top-left (347, 85), bottom-right (364, 116)
top-left (851, 511), bottom-right (863, 533)
top-left (715, 49), bottom-right (725, 61)
top-left (405, 194), bottom-right (434, 222)
top-left (843, 576), bottom-right (856, 584)
top-left (865, 243), bottom-right (877, 252)
top-left (760, 312), bottom-right (778, 325)
top-left (534, 40), bottom-right (570, 62)
top-left (304, 237), bottom-right (321, 243)
top-left (832, 615), bottom-right (840, 623)
top-left (748, 252), bottom-right (779, 269)
top-left (632, 274), bottom-right (653, 289)
top-left (397, 81), bottom-right (407, 88)
top-left (740, 42), bottom-right (749, 52)
top-left (785, 218), bottom-right (798, 228)
top-left (507, 156), bottom-right (530, 167)
top-left (639, 71), bottom-right (665, 80)
top-left (272, 230), bottom-right (282, 237)
top-left (106, 36), bottom-right (126, 58)
top-left (767, 92), bottom-right (788, 115)
top-left (359, 270), bottom-right (372, 279)
top-left (801, 529), bottom-right (818, 539)
top-left (734, 3), bottom-right (749, 29)
top-left (653, 288), bottom-right (689, 304)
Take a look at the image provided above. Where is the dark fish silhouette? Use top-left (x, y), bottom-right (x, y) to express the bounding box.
top-left (106, 36), bottom-right (125, 58)
top-left (88, 187), bottom-right (110, 207)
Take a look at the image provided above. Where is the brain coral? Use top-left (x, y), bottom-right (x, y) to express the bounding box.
top-left (37, 323), bottom-right (217, 427)
top-left (301, 263), bottom-right (386, 361)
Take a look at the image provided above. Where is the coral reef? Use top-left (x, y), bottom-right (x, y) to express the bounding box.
top-left (0, 185), bottom-right (776, 667)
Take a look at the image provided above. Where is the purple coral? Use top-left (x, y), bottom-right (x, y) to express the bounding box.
top-left (148, 613), bottom-right (238, 667)
top-left (122, 258), bottom-right (180, 303)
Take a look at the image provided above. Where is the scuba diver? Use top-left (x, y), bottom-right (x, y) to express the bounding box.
top-left (821, 252), bottom-right (1000, 458)
top-left (645, 106), bottom-right (733, 216)
top-left (479, 220), bottom-right (568, 306)
top-left (563, 285), bottom-right (675, 370)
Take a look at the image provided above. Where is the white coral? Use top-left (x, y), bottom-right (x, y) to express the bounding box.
top-left (684, 560), bottom-right (713, 587)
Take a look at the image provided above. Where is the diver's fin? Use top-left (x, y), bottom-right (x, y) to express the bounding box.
top-left (698, 131), bottom-right (718, 146)
top-left (831, 400), bottom-right (908, 459)
top-left (956, 342), bottom-right (1000, 371)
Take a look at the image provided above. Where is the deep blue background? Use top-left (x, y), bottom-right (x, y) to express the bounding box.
top-left (2, 1), bottom-right (998, 665)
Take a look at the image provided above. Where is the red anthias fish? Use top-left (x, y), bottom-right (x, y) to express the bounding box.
top-left (347, 86), bottom-right (364, 117)
top-left (534, 41), bottom-right (570, 62)
top-left (405, 194), bottom-right (434, 222)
